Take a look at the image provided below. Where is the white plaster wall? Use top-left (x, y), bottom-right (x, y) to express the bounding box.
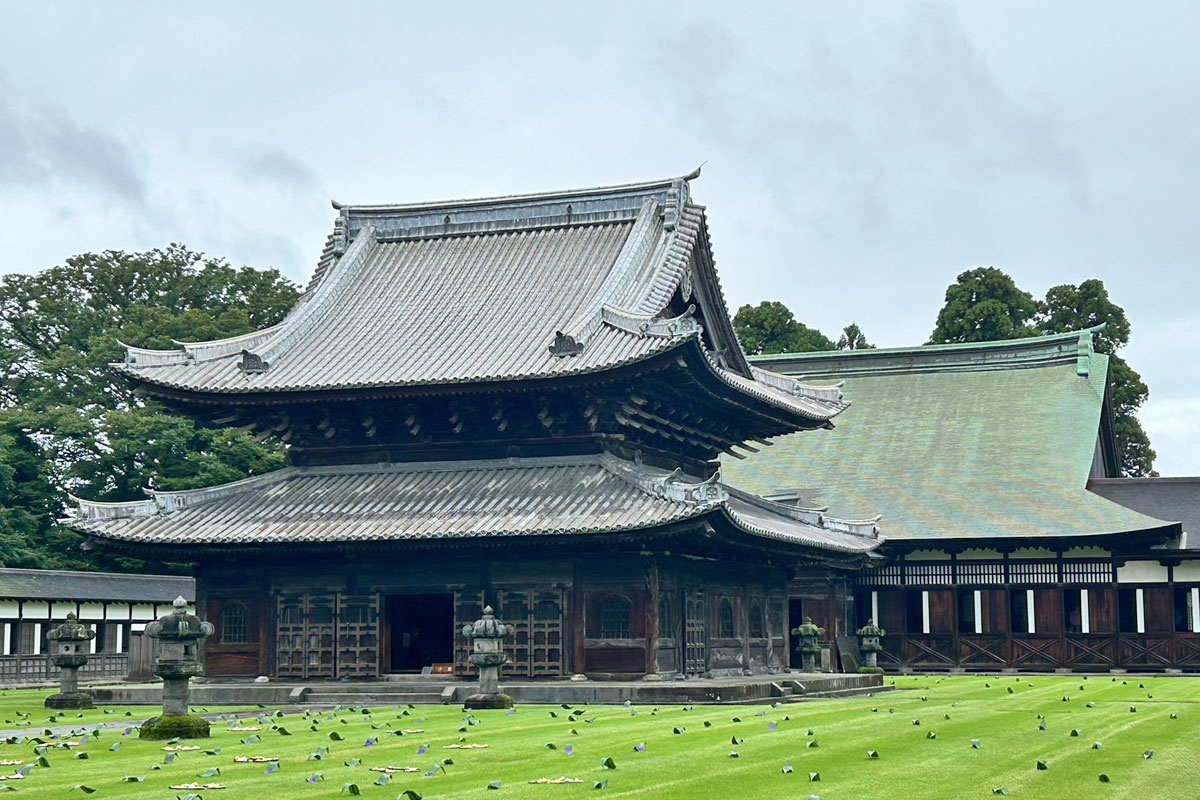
top-left (22, 601), bottom-right (48, 619)
top-left (1174, 561), bottom-right (1200, 582)
top-left (1116, 561), bottom-right (1169, 584)
top-left (78, 602), bottom-right (105, 620)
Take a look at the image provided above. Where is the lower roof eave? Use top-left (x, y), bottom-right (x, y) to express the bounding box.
top-left (80, 512), bottom-right (874, 568)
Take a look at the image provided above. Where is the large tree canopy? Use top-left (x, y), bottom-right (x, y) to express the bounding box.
top-left (931, 270), bottom-right (1155, 476)
top-left (1039, 279), bottom-right (1155, 476)
top-left (929, 267), bottom-right (1042, 344)
top-left (0, 246), bottom-right (298, 570)
top-left (733, 301), bottom-right (874, 355)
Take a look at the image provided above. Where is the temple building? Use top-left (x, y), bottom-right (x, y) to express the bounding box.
top-left (64, 173), bottom-right (882, 680)
top-left (729, 330), bottom-right (1200, 672)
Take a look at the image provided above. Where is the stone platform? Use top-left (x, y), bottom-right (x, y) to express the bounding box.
top-left (90, 672), bottom-right (885, 707)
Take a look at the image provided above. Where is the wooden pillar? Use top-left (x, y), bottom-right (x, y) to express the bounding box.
top-left (571, 562), bottom-right (585, 676)
top-left (646, 561), bottom-right (660, 675)
top-left (741, 581), bottom-right (751, 673)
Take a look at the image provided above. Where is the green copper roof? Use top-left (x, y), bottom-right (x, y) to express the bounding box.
top-left (723, 329), bottom-right (1174, 542)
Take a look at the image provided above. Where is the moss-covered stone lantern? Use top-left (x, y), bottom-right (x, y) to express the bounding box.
top-left (139, 596), bottom-right (214, 739)
top-left (791, 616), bottom-right (825, 672)
top-left (45, 613), bottom-right (96, 709)
top-left (856, 618), bottom-right (886, 674)
top-left (461, 605), bottom-right (514, 710)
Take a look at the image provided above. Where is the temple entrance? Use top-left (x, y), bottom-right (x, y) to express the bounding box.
top-left (386, 594), bottom-right (454, 673)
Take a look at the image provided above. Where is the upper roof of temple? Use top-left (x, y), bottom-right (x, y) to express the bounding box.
top-left (114, 172), bottom-right (845, 425)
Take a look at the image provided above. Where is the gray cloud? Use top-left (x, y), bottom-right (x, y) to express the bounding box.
top-left (0, 80), bottom-right (145, 204)
top-left (235, 146), bottom-right (320, 196)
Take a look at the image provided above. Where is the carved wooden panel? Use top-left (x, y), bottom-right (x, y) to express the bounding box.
top-left (903, 634), bottom-right (956, 668)
top-left (1175, 635), bottom-right (1200, 669)
top-left (336, 593), bottom-right (380, 678)
top-left (957, 634), bottom-right (1008, 667)
top-left (1011, 634), bottom-right (1059, 669)
top-left (1065, 635), bottom-right (1116, 669)
top-left (684, 590), bottom-right (707, 675)
top-left (1119, 635), bottom-right (1173, 670)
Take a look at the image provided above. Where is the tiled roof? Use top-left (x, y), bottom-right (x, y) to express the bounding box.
top-left (0, 568), bottom-right (194, 602)
top-left (1088, 478), bottom-right (1196, 540)
top-left (63, 455), bottom-right (880, 555)
top-left (114, 174), bottom-right (844, 424)
top-left (723, 329), bottom-right (1176, 542)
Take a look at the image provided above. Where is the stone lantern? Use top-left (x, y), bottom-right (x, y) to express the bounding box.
top-left (139, 596), bottom-right (214, 739)
top-left (856, 618), bottom-right (886, 672)
top-left (45, 613), bottom-right (96, 709)
top-left (461, 605), bottom-right (514, 709)
top-left (791, 616), bottom-right (825, 672)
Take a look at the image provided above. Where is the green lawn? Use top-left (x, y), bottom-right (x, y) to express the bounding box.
top-left (0, 675), bottom-right (1196, 798)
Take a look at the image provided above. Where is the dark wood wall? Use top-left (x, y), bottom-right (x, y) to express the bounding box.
top-left (197, 548), bottom-right (804, 680)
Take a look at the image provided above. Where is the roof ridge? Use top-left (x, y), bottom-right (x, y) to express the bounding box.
top-left (331, 170), bottom-right (700, 214)
top-left (753, 325), bottom-right (1106, 379)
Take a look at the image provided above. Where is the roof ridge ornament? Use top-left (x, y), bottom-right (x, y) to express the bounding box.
top-left (600, 304), bottom-right (702, 340)
top-left (238, 349), bottom-right (269, 374)
top-left (650, 467), bottom-right (726, 505)
top-left (548, 331), bottom-right (584, 358)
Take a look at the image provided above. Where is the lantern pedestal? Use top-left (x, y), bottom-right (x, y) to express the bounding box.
top-left (791, 616), bottom-right (825, 673)
top-left (462, 606), bottom-right (515, 710)
top-left (856, 618), bottom-right (887, 675)
top-left (45, 613), bottom-right (95, 709)
top-left (139, 596), bottom-right (214, 740)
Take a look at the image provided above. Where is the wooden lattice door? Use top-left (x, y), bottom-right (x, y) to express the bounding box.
top-left (498, 591), bottom-right (530, 677)
top-left (336, 594), bottom-right (380, 678)
top-left (684, 590), bottom-right (707, 675)
top-left (492, 589), bottom-right (565, 677)
top-left (275, 593), bottom-right (335, 679)
top-left (275, 595), bottom-right (305, 678)
top-left (531, 589), bottom-right (565, 677)
top-left (305, 594), bottom-right (337, 678)
top-left (453, 590), bottom-right (485, 677)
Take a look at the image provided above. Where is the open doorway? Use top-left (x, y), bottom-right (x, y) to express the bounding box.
top-left (386, 594), bottom-right (454, 673)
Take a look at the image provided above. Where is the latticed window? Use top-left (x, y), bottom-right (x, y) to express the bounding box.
top-left (718, 598), bottom-right (735, 638)
top-left (749, 601), bottom-right (765, 638)
top-left (220, 602), bottom-right (249, 644)
top-left (658, 595), bottom-right (673, 637)
top-left (598, 595), bottom-right (631, 639)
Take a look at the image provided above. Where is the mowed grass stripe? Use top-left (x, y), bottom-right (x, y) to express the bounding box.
top-left (0, 676), bottom-right (1193, 798)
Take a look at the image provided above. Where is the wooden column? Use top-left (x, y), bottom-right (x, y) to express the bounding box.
top-left (741, 581), bottom-right (751, 673)
top-left (571, 562), bottom-right (585, 676)
top-left (646, 561), bottom-right (660, 675)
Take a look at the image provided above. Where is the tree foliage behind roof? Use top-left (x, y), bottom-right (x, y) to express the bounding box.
top-left (0, 245), bottom-right (298, 570)
top-left (931, 269), bottom-right (1154, 476)
top-left (733, 301), bottom-right (873, 356)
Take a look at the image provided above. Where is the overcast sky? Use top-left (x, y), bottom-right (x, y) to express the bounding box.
top-left (2, 2), bottom-right (1198, 474)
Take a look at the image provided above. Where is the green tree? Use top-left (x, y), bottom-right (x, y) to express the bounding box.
top-left (0, 246), bottom-right (299, 569)
top-left (837, 322), bottom-right (874, 350)
top-left (929, 267), bottom-right (1042, 344)
top-left (1039, 279), bottom-right (1155, 476)
top-left (734, 301), bottom-right (835, 355)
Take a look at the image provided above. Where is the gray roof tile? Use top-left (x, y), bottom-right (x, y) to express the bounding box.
top-left (64, 455), bottom-right (879, 555)
top-left (0, 568), bottom-right (194, 603)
